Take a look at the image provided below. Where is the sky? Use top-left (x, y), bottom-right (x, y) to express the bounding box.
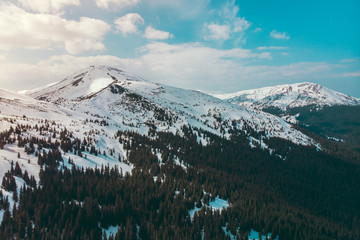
top-left (0, 0), bottom-right (359, 97)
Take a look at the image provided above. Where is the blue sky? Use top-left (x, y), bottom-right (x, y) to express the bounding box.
top-left (0, 0), bottom-right (359, 97)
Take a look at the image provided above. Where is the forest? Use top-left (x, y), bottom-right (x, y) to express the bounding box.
top-left (263, 105), bottom-right (360, 152)
top-left (0, 123), bottom-right (359, 239)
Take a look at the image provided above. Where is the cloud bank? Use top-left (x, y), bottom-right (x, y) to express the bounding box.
top-left (0, 2), bottom-right (110, 54)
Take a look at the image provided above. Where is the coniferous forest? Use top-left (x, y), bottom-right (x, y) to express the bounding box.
top-left (0, 124), bottom-right (359, 239)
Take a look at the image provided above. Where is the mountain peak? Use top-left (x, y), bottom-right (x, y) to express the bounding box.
top-left (215, 82), bottom-right (359, 110)
top-left (27, 66), bottom-right (144, 102)
top-left (18, 66), bottom-right (316, 147)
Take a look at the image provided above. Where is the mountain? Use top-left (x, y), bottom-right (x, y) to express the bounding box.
top-left (0, 72), bottom-right (133, 185)
top-left (215, 82), bottom-right (360, 151)
top-left (26, 65), bottom-right (314, 147)
top-left (1, 67), bottom-right (359, 239)
top-left (215, 82), bottom-right (359, 111)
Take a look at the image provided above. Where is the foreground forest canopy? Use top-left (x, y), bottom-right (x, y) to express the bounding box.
top-left (0, 124), bottom-right (359, 240)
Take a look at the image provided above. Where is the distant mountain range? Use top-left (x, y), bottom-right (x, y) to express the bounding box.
top-left (214, 82), bottom-right (359, 111)
top-left (214, 82), bottom-right (360, 151)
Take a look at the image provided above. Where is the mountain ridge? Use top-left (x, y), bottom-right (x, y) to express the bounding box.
top-left (214, 82), bottom-right (360, 111)
top-left (22, 65), bottom-right (314, 147)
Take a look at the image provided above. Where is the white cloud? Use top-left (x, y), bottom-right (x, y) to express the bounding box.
top-left (0, 43), bottom-right (271, 91)
top-left (204, 23), bottom-right (231, 40)
top-left (114, 13), bottom-right (144, 36)
top-left (204, 0), bottom-right (250, 42)
top-left (270, 30), bottom-right (290, 40)
top-left (1, 43), bottom-right (353, 95)
top-left (0, 2), bottom-right (110, 54)
top-left (233, 17), bottom-right (250, 32)
top-left (220, 0), bottom-right (238, 20)
top-left (144, 26), bottom-right (173, 40)
top-left (138, 42), bottom-right (270, 60)
top-left (18, 0), bottom-right (80, 13)
top-left (341, 71), bottom-right (360, 77)
top-left (254, 27), bottom-right (262, 32)
top-left (95, 0), bottom-right (140, 10)
top-left (340, 58), bottom-right (359, 63)
top-left (257, 46), bottom-right (289, 50)
top-left (0, 54), bottom-right (6, 61)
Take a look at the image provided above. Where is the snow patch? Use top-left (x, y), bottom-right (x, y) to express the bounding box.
top-left (189, 196), bottom-right (229, 219)
top-left (103, 225), bottom-right (119, 239)
top-left (88, 78), bottom-right (114, 95)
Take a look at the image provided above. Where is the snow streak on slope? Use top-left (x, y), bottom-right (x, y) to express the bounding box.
top-left (215, 82), bottom-right (360, 111)
top-left (26, 66), bottom-right (315, 147)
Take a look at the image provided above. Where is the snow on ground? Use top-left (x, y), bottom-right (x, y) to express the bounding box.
top-left (102, 225), bottom-right (119, 239)
top-left (61, 151), bottom-right (132, 173)
top-left (173, 156), bottom-right (188, 171)
top-left (0, 210), bottom-right (4, 223)
top-left (222, 226), bottom-right (279, 240)
top-left (0, 89), bottom-right (35, 102)
top-left (189, 196), bottom-right (229, 219)
top-left (0, 119), bottom-right (15, 132)
top-left (209, 197), bottom-right (230, 210)
top-left (0, 144), bottom-right (41, 182)
top-left (222, 225), bottom-right (236, 240)
top-left (88, 77), bottom-right (114, 95)
top-left (281, 115), bottom-right (298, 124)
top-left (188, 206), bottom-right (202, 219)
top-left (248, 229), bottom-right (279, 240)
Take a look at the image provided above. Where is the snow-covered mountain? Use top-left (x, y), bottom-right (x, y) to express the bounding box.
top-left (215, 82), bottom-right (359, 111)
top-left (25, 66), bottom-right (314, 146)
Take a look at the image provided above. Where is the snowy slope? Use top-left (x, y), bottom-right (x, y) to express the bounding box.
top-left (27, 66), bottom-right (315, 146)
top-left (0, 89), bottom-right (35, 102)
top-left (1, 81), bottom-right (133, 182)
top-left (0, 85), bottom-right (133, 222)
top-left (215, 82), bottom-right (360, 111)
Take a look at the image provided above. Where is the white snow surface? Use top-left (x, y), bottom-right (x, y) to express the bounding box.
top-left (215, 82), bottom-right (360, 111)
top-left (189, 196), bottom-right (229, 219)
top-left (248, 229), bottom-right (279, 240)
top-left (0, 89), bottom-right (35, 102)
top-left (103, 225), bottom-right (119, 239)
